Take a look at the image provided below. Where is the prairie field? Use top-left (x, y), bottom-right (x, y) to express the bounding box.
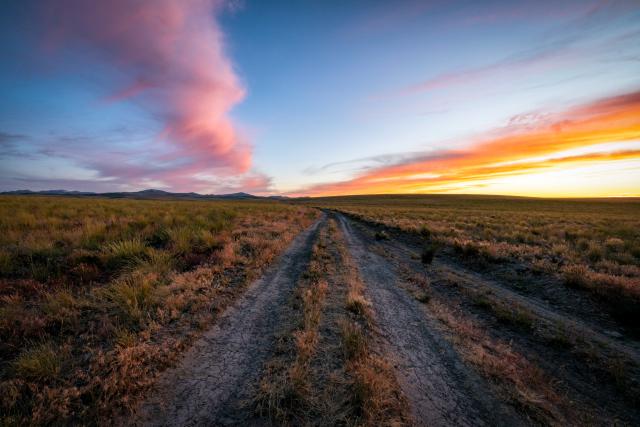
top-left (312, 195), bottom-right (640, 326)
top-left (0, 196), bottom-right (317, 424)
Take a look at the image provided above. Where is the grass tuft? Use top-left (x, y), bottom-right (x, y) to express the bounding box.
top-left (339, 319), bottom-right (367, 360)
top-left (13, 342), bottom-right (61, 382)
top-left (103, 237), bottom-right (147, 271)
top-left (345, 291), bottom-right (370, 316)
top-left (102, 272), bottom-right (161, 325)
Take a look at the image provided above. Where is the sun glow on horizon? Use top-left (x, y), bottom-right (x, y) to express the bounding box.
top-left (292, 91), bottom-right (640, 198)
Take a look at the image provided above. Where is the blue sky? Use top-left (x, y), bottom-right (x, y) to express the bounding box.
top-left (1, 0), bottom-right (639, 196)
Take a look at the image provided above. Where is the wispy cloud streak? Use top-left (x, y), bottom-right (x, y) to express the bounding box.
top-left (397, 1), bottom-right (639, 97)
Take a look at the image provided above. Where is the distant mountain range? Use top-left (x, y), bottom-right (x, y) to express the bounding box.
top-left (0, 188), bottom-right (290, 201)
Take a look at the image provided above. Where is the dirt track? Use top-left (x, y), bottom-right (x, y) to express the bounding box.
top-left (335, 213), bottom-right (523, 426)
top-left (337, 212), bottom-right (640, 425)
top-left (130, 210), bottom-right (640, 426)
top-left (132, 215), bottom-right (325, 426)
top-left (351, 216), bottom-right (640, 363)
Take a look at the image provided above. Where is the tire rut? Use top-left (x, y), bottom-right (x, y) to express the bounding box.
top-left (130, 214), bottom-right (326, 427)
top-left (335, 213), bottom-right (524, 426)
top-left (339, 212), bottom-right (640, 424)
top-left (435, 261), bottom-right (640, 360)
top-left (352, 218), bottom-right (640, 365)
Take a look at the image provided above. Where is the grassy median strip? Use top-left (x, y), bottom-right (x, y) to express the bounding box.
top-left (333, 221), bottom-right (409, 426)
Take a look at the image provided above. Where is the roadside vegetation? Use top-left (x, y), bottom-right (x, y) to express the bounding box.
top-left (254, 223), bottom-right (331, 423)
top-left (395, 260), bottom-right (639, 423)
top-left (0, 195), bottom-right (318, 425)
top-left (312, 195), bottom-right (640, 327)
top-left (254, 219), bottom-right (408, 425)
top-left (333, 222), bottom-right (408, 425)
top-left (321, 198), bottom-right (640, 424)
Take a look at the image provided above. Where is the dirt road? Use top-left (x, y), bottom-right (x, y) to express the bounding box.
top-left (130, 209), bottom-right (639, 426)
top-left (335, 213), bottom-right (523, 426)
top-left (132, 215), bottom-right (325, 426)
top-left (335, 212), bottom-right (640, 425)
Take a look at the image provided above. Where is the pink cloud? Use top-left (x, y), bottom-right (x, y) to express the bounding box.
top-left (38, 0), bottom-right (252, 184)
top-left (401, 46), bottom-right (570, 95)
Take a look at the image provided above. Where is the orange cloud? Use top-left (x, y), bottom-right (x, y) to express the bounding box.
top-left (298, 90), bottom-right (640, 197)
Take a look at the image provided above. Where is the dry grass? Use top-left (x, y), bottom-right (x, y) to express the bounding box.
top-left (311, 195), bottom-right (640, 326)
top-left (255, 219), bottom-right (408, 426)
top-left (348, 356), bottom-right (406, 425)
top-left (0, 195), bottom-right (318, 424)
top-left (338, 319), bottom-right (367, 360)
top-left (335, 232), bottom-right (372, 323)
top-left (338, 317), bottom-right (407, 426)
top-left (469, 291), bottom-right (535, 331)
top-left (12, 342), bottom-right (62, 381)
top-left (334, 224), bottom-right (409, 426)
top-left (428, 299), bottom-right (576, 424)
top-left (296, 279), bottom-right (329, 362)
top-left (562, 264), bottom-right (638, 321)
top-left (254, 226), bottom-right (331, 424)
top-left (345, 290), bottom-right (370, 317)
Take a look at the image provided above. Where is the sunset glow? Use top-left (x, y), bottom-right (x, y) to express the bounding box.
top-left (296, 91), bottom-right (640, 197)
top-left (1, 0), bottom-right (639, 197)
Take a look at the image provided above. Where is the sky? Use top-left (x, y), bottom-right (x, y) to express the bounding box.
top-left (0, 0), bottom-right (639, 197)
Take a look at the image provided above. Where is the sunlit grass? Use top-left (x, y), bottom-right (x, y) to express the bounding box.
top-left (311, 194), bottom-right (640, 324)
top-left (0, 195), bottom-right (318, 424)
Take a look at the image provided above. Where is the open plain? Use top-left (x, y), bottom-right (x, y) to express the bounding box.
top-left (1, 194), bottom-right (639, 426)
